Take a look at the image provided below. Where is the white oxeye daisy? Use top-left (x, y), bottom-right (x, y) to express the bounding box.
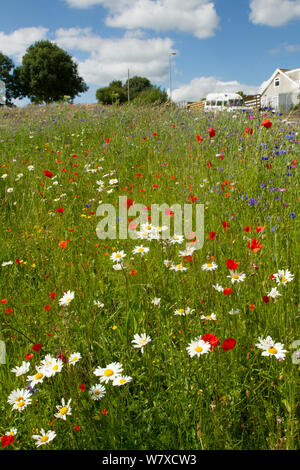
top-left (7, 388), bottom-right (32, 412)
top-left (131, 333), bottom-right (151, 353)
top-left (43, 359), bottom-right (64, 377)
top-left (27, 368), bottom-right (46, 386)
top-left (94, 362), bottom-right (123, 383)
top-left (5, 428), bottom-right (17, 437)
top-left (69, 352), bottom-right (81, 366)
top-left (186, 337), bottom-right (211, 358)
top-left (112, 375), bottom-right (132, 386)
top-left (110, 251), bottom-right (126, 262)
top-left (132, 245), bottom-right (150, 256)
top-left (2, 260), bottom-right (13, 266)
top-left (255, 336), bottom-right (287, 361)
top-left (201, 313), bottom-right (217, 321)
top-left (267, 287), bottom-right (281, 299)
top-left (89, 384), bottom-right (106, 400)
top-left (7, 188), bottom-right (14, 193)
top-left (169, 234), bottom-right (184, 244)
top-left (174, 307), bottom-right (195, 316)
top-left (151, 297), bottom-right (161, 306)
top-left (227, 271), bottom-right (246, 283)
top-left (179, 247), bottom-right (196, 257)
top-left (59, 290), bottom-right (74, 306)
top-left (213, 283), bottom-right (223, 292)
top-left (163, 260), bottom-right (173, 268)
top-left (170, 263), bottom-right (187, 272)
top-left (112, 263), bottom-right (124, 271)
top-left (32, 429), bottom-right (56, 447)
top-left (109, 179), bottom-right (118, 185)
top-left (228, 308), bottom-right (240, 315)
top-left (54, 398), bottom-right (72, 420)
top-left (27, 165), bottom-right (35, 171)
top-left (202, 262), bottom-right (218, 271)
top-left (11, 361), bottom-right (30, 377)
top-left (273, 269), bottom-right (294, 286)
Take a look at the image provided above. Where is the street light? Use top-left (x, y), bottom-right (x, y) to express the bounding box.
top-left (169, 52), bottom-right (176, 103)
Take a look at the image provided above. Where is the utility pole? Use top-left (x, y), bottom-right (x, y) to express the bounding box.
top-left (169, 52), bottom-right (176, 103)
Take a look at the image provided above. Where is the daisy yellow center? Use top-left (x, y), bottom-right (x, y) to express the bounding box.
top-left (60, 407), bottom-right (68, 415)
top-left (35, 372), bottom-right (43, 380)
top-left (41, 435), bottom-right (49, 443)
top-left (119, 379), bottom-right (126, 384)
top-left (232, 274), bottom-right (239, 279)
top-left (268, 347), bottom-right (277, 354)
top-left (178, 309), bottom-right (185, 313)
top-left (72, 357), bottom-right (78, 362)
top-left (16, 396), bottom-right (24, 402)
top-left (282, 276), bottom-right (287, 283)
top-left (195, 346), bottom-right (203, 353)
top-left (53, 365), bottom-right (59, 371)
top-left (177, 264), bottom-right (183, 269)
top-left (146, 226), bottom-right (151, 230)
top-left (138, 248), bottom-right (144, 252)
top-left (206, 315), bottom-right (212, 319)
top-left (115, 254), bottom-right (121, 258)
top-left (95, 390), bottom-right (101, 395)
top-left (206, 263), bottom-right (213, 267)
top-left (174, 236), bottom-right (179, 240)
top-left (104, 369), bottom-right (114, 377)
top-left (67, 297), bottom-right (72, 301)
top-left (17, 401), bottom-right (25, 407)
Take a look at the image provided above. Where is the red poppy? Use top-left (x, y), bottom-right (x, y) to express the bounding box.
top-left (73, 425), bottom-right (80, 431)
top-left (248, 238), bottom-right (263, 253)
top-left (56, 208), bottom-right (64, 213)
top-left (57, 352), bottom-right (66, 363)
top-left (225, 259), bottom-right (239, 270)
top-left (59, 240), bottom-right (68, 249)
top-left (201, 333), bottom-right (220, 350)
top-left (207, 231), bottom-right (216, 240)
top-left (44, 305), bottom-right (51, 311)
top-left (125, 198), bottom-right (134, 209)
top-left (5, 308), bottom-right (13, 315)
top-left (208, 128), bottom-right (215, 138)
top-left (32, 343), bottom-right (42, 352)
top-left (24, 353), bottom-right (33, 360)
top-left (244, 225), bottom-right (251, 232)
top-left (1, 435), bottom-right (14, 447)
top-left (1, 299), bottom-right (7, 304)
top-left (243, 126), bottom-right (253, 136)
top-left (260, 119), bottom-right (272, 129)
top-left (222, 221), bottom-right (230, 231)
top-left (105, 138), bottom-right (110, 143)
top-left (262, 296), bottom-right (269, 303)
top-left (44, 170), bottom-right (53, 178)
top-left (46, 332), bottom-right (54, 337)
top-left (248, 304), bottom-right (255, 310)
top-left (129, 270), bottom-right (137, 276)
top-left (255, 226), bottom-right (264, 232)
top-left (79, 384), bottom-right (86, 392)
top-left (196, 134), bottom-right (203, 142)
top-left (223, 288), bottom-right (232, 295)
top-left (50, 292), bottom-right (56, 300)
top-left (222, 338), bottom-right (236, 351)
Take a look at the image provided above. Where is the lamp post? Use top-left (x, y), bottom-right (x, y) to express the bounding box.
top-left (169, 52), bottom-right (176, 103)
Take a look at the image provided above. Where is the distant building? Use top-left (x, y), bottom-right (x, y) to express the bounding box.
top-left (0, 80), bottom-right (5, 105)
top-left (260, 68), bottom-right (300, 111)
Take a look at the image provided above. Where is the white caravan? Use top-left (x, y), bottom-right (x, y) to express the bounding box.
top-left (205, 93), bottom-right (246, 112)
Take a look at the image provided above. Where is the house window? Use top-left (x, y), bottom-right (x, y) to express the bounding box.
top-left (274, 77), bottom-right (280, 87)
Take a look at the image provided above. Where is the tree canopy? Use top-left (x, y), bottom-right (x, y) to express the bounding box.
top-left (14, 40), bottom-right (88, 104)
top-left (0, 52), bottom-right (18, 105)
top-left (96, 76), bottom-right (168, 105)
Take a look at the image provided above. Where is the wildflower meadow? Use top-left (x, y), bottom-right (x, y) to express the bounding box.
top-left (0, 103), bottom-right (299, 451)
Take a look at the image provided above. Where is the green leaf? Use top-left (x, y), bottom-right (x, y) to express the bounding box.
top-left (0, 340), bottom-right (6, 364)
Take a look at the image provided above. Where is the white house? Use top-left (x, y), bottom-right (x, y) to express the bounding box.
top-left (260, 68), bottom-right (300, 112)
top-left (0, 80), bottom-right (5, 105)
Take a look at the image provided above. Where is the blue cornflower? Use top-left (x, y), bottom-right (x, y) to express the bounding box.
top-left (289, 212), bottom-right (296, 219)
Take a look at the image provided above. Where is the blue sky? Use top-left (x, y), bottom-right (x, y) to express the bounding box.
top-left (1, 0), bottom-right (300, 104)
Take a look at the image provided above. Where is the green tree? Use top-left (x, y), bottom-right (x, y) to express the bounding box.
top-left (133, 86), bottom-right (168, 104)
top-left (0, 52), bottom-right (17, 105)
top-left (124, 76), bottom-right (151, 100)
top-left (15, 40), bottom-right (88, 104)
top-left (96, 80), bottom-right (127, 105)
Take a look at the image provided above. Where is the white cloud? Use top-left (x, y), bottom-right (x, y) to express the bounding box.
top-left (172, 77), bottom-right (259, 102)
top-left (55, 28), bottom-right (175, 86)
top-left (249, 0), bottom-right (300, 27)
top-left (65, 0), bottom-right (220, 38)
top-left (268, 42), bottom-right (300, 54)
top-left (0, 27), bottom-right (49, 63)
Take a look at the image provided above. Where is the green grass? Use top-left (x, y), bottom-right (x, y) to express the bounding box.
top-left (0, 103), bottom-right (299, 450)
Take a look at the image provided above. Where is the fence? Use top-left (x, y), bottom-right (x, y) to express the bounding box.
top-left (244, 94), bottom-right (261, 110)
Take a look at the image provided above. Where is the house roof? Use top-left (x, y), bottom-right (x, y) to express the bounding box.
top-left (260, 68), bottom-right (300, 96)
